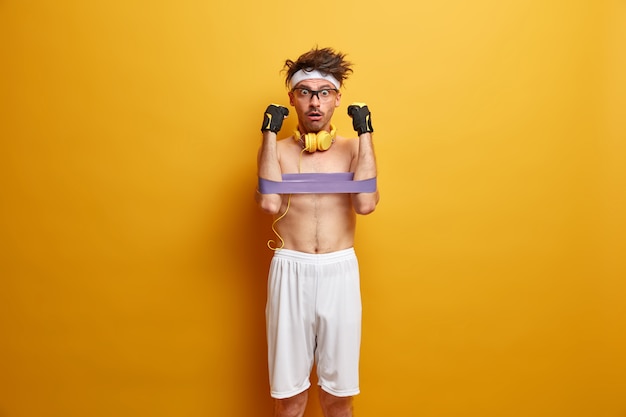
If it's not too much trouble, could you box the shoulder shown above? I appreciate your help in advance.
[333,135,358,154]
[277,134,295,145]
[276,135,298,153]
[276,135,301,167]
[333,134,357,145]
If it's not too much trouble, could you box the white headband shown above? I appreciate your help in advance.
[289,69,341,90]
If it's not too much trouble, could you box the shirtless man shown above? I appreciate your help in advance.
[256,47,379,417]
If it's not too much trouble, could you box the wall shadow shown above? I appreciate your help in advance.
[213,169,276,416]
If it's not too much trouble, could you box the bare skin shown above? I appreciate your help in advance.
[256,79,379,253]
[256,78,379,417]
[273,389,354,417]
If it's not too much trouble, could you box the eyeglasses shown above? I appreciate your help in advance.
[291,87,338,101]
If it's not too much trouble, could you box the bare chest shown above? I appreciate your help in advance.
[280,143,353,174]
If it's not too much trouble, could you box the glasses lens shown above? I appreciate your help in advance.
[294,88,336,101]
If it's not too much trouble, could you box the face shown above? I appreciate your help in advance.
[288,78,342,134]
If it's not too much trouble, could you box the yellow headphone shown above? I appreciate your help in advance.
[293,124,337,153]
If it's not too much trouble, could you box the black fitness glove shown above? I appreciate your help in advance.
[261,104,289,133]
[347,103,374,136]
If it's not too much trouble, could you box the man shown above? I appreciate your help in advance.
[256,47,379,417]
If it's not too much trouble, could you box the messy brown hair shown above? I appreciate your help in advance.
[283,47,353,89]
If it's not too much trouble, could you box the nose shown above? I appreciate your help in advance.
[309,91,321,103]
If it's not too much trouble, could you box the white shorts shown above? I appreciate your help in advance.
[265,248,362,399]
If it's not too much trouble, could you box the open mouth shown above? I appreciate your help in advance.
[306,111,323,121]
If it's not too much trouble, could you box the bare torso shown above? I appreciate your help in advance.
[275,135,358,254]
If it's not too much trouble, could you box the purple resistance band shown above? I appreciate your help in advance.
[258,172,377,194]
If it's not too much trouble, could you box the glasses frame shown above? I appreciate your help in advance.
[291,87,339,101]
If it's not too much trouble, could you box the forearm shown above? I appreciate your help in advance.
[256,131,283,214]
[352,132,379,214]
[258,131,282,180]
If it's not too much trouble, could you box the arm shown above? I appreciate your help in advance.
[349,104,380,215]
[256,105,289,214]
[351,132,379,214]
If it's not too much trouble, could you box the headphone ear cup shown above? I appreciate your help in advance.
[295,126,337,153]
[316,131,333,151]
[304,133,317,152]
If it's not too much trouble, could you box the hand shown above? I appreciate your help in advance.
[261,104,289,133]
[347,103,374,136]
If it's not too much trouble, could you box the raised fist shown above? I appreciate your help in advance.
[347,103,374,136]
[261,104,289,133]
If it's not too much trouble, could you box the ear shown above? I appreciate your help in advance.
[288,91,295,107]
[335,90,342,108]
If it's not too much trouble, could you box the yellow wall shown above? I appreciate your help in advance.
[1,1,624,416]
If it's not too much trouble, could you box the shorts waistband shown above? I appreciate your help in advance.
[273,247,356,264]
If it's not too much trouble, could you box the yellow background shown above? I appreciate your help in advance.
[1,1,624,416]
